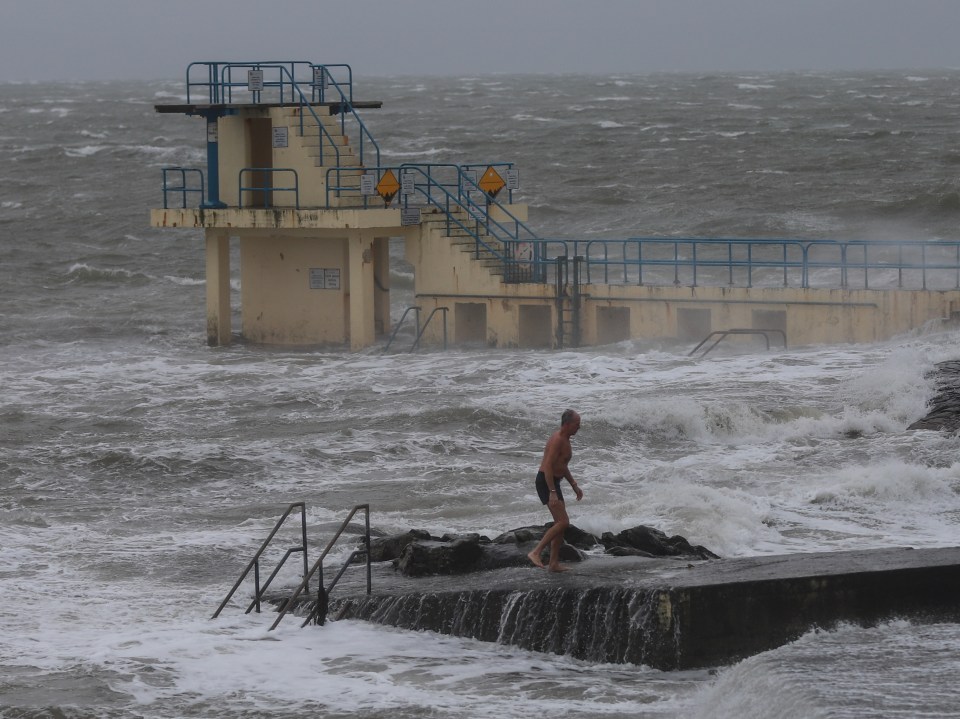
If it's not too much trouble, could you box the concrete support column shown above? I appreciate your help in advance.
[205,230,232,346]
[373,236,391,336]
[348,230,376,350]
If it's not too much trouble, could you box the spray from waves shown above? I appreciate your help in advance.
[65,262,152,283]
[592,341,940,445]
[107,616,698,718]
[684,648,830,719]
[807,458,960,508]
[164,275,204,286]
[687,621,960,719]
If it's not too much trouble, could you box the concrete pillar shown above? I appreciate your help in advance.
[348,230,376,350]
[205,230,232,346]
[373,236,391,336]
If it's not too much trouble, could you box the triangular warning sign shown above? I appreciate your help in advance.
[478,166,506,198]
[376,169,401,206]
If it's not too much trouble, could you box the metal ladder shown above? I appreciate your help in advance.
[212,502,372,628]
[555,256,583,349]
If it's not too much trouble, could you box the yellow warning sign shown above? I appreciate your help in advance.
[478,166,506,198]
[376,169,401,206]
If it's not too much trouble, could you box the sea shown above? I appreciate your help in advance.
[3,69,960,718]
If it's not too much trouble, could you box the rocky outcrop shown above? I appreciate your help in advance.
[363,523,718,577]
[908,360,960,432]
[601,525,719,560]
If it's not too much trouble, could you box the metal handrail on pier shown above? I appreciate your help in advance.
[212,502,372,629]
[383,306,421,353]
[270,503,372,629]
[689,328,788,357]
[212,502,308,619]
[411,307,449,352]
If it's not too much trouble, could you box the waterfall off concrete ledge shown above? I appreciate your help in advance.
[324,547,960,670]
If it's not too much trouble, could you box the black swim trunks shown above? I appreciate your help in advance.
[535,470,563,504]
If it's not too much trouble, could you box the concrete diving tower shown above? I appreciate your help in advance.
[151,61,960,351]
[150,61,540,350]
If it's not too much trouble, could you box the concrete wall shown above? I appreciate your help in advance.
[216,107,359,210]
[240,235,349,345]
[581,284,960,347]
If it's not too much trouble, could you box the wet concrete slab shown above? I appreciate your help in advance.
[319,546,960,670]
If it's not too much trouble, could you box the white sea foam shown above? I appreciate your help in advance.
[64,144,106,157]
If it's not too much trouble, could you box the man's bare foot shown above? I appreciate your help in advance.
[547,564,569,573]
[527,550,545,568]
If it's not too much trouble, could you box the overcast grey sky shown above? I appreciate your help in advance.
[2,0,959,82]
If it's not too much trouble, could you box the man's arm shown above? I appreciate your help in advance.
[563,468,584,501]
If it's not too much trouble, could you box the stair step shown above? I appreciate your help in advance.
[299,132,349,146]
[312,155,362,168]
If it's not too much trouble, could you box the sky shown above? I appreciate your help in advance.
[1,0,959,82]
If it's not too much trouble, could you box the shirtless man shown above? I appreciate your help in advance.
[527,409,584,572]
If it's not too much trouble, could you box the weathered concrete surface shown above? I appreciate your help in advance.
[322,547,960,670]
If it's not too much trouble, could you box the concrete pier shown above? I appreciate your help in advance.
[324,547,960,670]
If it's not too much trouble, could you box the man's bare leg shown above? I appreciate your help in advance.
[547,530,569,572]
[528,523,560,567]
[529,502,570,570]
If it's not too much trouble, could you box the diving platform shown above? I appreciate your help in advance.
[155,100,383,115]
[324,547,960,670]
[150,60,960,351]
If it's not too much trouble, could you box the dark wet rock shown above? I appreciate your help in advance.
[365,523,715,576]
[367,529,433,562]
[397,537,484,577]
[396,532,584,577]
[908,360,960,432]
[601,525,720,561]
[493,523,600,551]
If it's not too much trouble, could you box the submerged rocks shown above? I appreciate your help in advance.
[363,523,718,577]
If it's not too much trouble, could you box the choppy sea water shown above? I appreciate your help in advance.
[3,71,960,718]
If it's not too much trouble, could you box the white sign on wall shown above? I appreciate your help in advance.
[401,171,415,196]
[313,67,327,89]
[309,268,341,289]
[401,207,421,226]
[272,126,288,148]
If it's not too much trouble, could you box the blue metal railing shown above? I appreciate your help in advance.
[323,162,544,282]
[527,237,960,291]
[238,168,300,209]
[161,167,205,209]
[184,61,379,169]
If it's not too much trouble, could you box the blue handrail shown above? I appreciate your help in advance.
[184,61,379,171]
[323,162,542,279]
[558,237,960,291]
[238,168,300,209]
[161,167,205,209]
